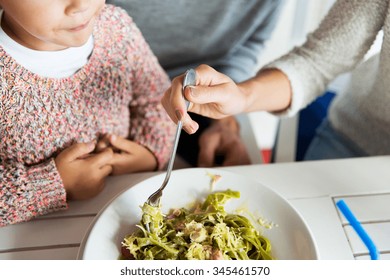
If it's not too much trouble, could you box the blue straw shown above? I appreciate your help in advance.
[336,199,380,260]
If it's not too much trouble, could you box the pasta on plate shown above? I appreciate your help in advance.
[120,188,274,260]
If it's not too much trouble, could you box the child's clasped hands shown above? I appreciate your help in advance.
[55,135,157,201]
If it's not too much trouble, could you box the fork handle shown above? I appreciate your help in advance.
[148,70,195,205]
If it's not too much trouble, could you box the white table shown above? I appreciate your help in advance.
[1,156,390,260]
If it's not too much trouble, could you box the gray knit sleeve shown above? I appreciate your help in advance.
[265,0,388,116]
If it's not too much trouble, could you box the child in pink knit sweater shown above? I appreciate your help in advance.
[0,0,175,226]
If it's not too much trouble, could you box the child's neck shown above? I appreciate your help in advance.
[0,28,94,79]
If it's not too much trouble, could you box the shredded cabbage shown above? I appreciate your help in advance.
[120,187,274,260]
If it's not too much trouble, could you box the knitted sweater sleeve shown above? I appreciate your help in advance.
[0,159,67,227]
[265,0,388,116]
[120,13,175,169]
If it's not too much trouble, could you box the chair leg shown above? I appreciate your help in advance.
[272,115,299,163]
[235,113,263,164]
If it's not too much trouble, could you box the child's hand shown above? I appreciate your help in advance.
[55,142,114,200]
[96,134,157,175]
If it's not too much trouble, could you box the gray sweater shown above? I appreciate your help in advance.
[269,0,390,156]
[107,0,284,82]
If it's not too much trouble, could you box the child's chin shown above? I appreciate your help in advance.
[69,36,92,48]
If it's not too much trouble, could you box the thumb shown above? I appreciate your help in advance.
[185,64,233,105]
[185,84,229,105]
[61,141,96,161]
[185,83,236,120]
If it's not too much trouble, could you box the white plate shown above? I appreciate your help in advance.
[78,168,318,260]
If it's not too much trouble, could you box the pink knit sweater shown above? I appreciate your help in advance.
[0,5,175,227]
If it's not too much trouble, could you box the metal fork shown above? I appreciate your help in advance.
[144,69,196,232]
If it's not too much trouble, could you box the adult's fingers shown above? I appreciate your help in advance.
[180,112,199,134]
[162,64,233,132]
[183,65,233,107]
[163,66,224,120]
[162,80,200,134]
[185,83,231,105]
[162,72,189,123]
[185,66,241,119]
[193,64,233,87]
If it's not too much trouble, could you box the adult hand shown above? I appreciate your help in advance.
[55,142,113,200]
[95,134,157,175]
[197,117,251,167]
[162,65,292,135]
[162,64,248,134]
